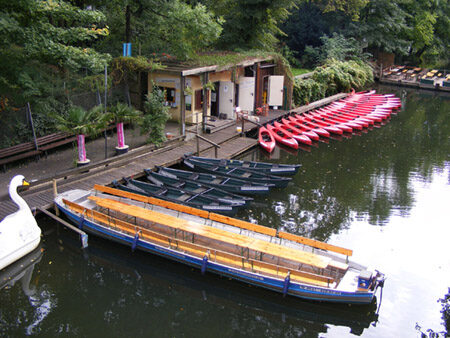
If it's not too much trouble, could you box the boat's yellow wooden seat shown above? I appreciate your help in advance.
[278,231,352,257]
[89,196,331,269]
[93,185,352,258]
[94,185,277,236]
[63,198,334,287]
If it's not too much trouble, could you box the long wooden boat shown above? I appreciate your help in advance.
[185,156,300,176]
[145,170,253,206]
[112,178,242,215]
[184,158,291,188]
[54,185,385,304]
[156,166,273,195]
[258,126,276,153]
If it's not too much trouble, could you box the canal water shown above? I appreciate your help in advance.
[1,85,449,337]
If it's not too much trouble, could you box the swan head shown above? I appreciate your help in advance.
[9,175,29,195]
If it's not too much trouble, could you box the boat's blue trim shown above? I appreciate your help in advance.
[57,203,375,304]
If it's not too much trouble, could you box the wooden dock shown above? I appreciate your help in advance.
[0,124,256,220]
[0,93,347,220]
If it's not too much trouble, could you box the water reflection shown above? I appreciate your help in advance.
[237,87,449,231]
[0,245,55,335]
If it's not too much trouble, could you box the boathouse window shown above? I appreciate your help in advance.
[195,89,203,110]
[158,86,176,107]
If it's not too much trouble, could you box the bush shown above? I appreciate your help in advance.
[293,59,373,107]
[140,85,170,146]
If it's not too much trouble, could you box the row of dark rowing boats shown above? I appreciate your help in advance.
[259,90,402,152]
[111,155,299,216]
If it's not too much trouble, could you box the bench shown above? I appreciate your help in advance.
[37,132,77,157]
[0,132,76,171]
[0,141,41,171]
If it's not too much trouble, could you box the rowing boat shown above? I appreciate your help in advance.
[54,186,385,304]
[184,158,291,188]
[155,166,273,195]
[145,170,253,206]
[184,156,300,176]
[258,126,276,153]
[112,178,243,215]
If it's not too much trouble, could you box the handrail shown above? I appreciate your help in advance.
[185,129,221,157]
[240,116,263,136]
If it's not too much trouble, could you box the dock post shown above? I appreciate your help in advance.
[52,179,59,216]
[196,136,200,155]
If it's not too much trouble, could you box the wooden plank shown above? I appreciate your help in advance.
[94,185,276,237]
[63,199,333,287]
[278,231,353,257]
[89,196,331,269]
[209,213,276,237]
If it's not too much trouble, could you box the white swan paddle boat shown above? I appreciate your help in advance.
[0,175,41,270]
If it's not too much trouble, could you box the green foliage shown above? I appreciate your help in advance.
[293,78,326,106]
[93,0,222,60]
[302,33,371,68]
[293,60,373,106]
[318,0,369,20]
[108,102,142,124]
[350,0,412,55]
[216,0,298,51]
[77,74,112,93]
[291,68,313,77]
[110,56,162,85]
[53,105,108,136]
[140,86,170,146]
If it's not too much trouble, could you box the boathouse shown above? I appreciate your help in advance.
[142,55,292,135]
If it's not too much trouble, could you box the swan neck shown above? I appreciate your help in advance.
[10,182,29,211]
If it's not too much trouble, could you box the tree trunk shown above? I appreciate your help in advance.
[125,4,131,43]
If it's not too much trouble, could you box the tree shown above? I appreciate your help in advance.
[213,0,298,51]
[350,0,412,56]
[0,0,111,105]
[92,0,222,59]
[53,105,108,165]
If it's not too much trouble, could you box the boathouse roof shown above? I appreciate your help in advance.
[155,52,275,76]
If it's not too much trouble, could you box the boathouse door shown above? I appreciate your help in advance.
[267,75,284,108]
[219,81,235,119]
[238,77,255,112]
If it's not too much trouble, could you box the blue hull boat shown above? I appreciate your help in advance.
[55,187,385,304]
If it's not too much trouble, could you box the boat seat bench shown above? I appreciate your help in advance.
[88,196,332,269]
[93,185,352,259]
[64,198,334,288]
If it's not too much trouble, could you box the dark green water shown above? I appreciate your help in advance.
[1,85,449,337]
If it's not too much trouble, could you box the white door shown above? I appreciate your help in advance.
[219,81,234,119]
[238,77,255,111]
[268,75,284,107]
